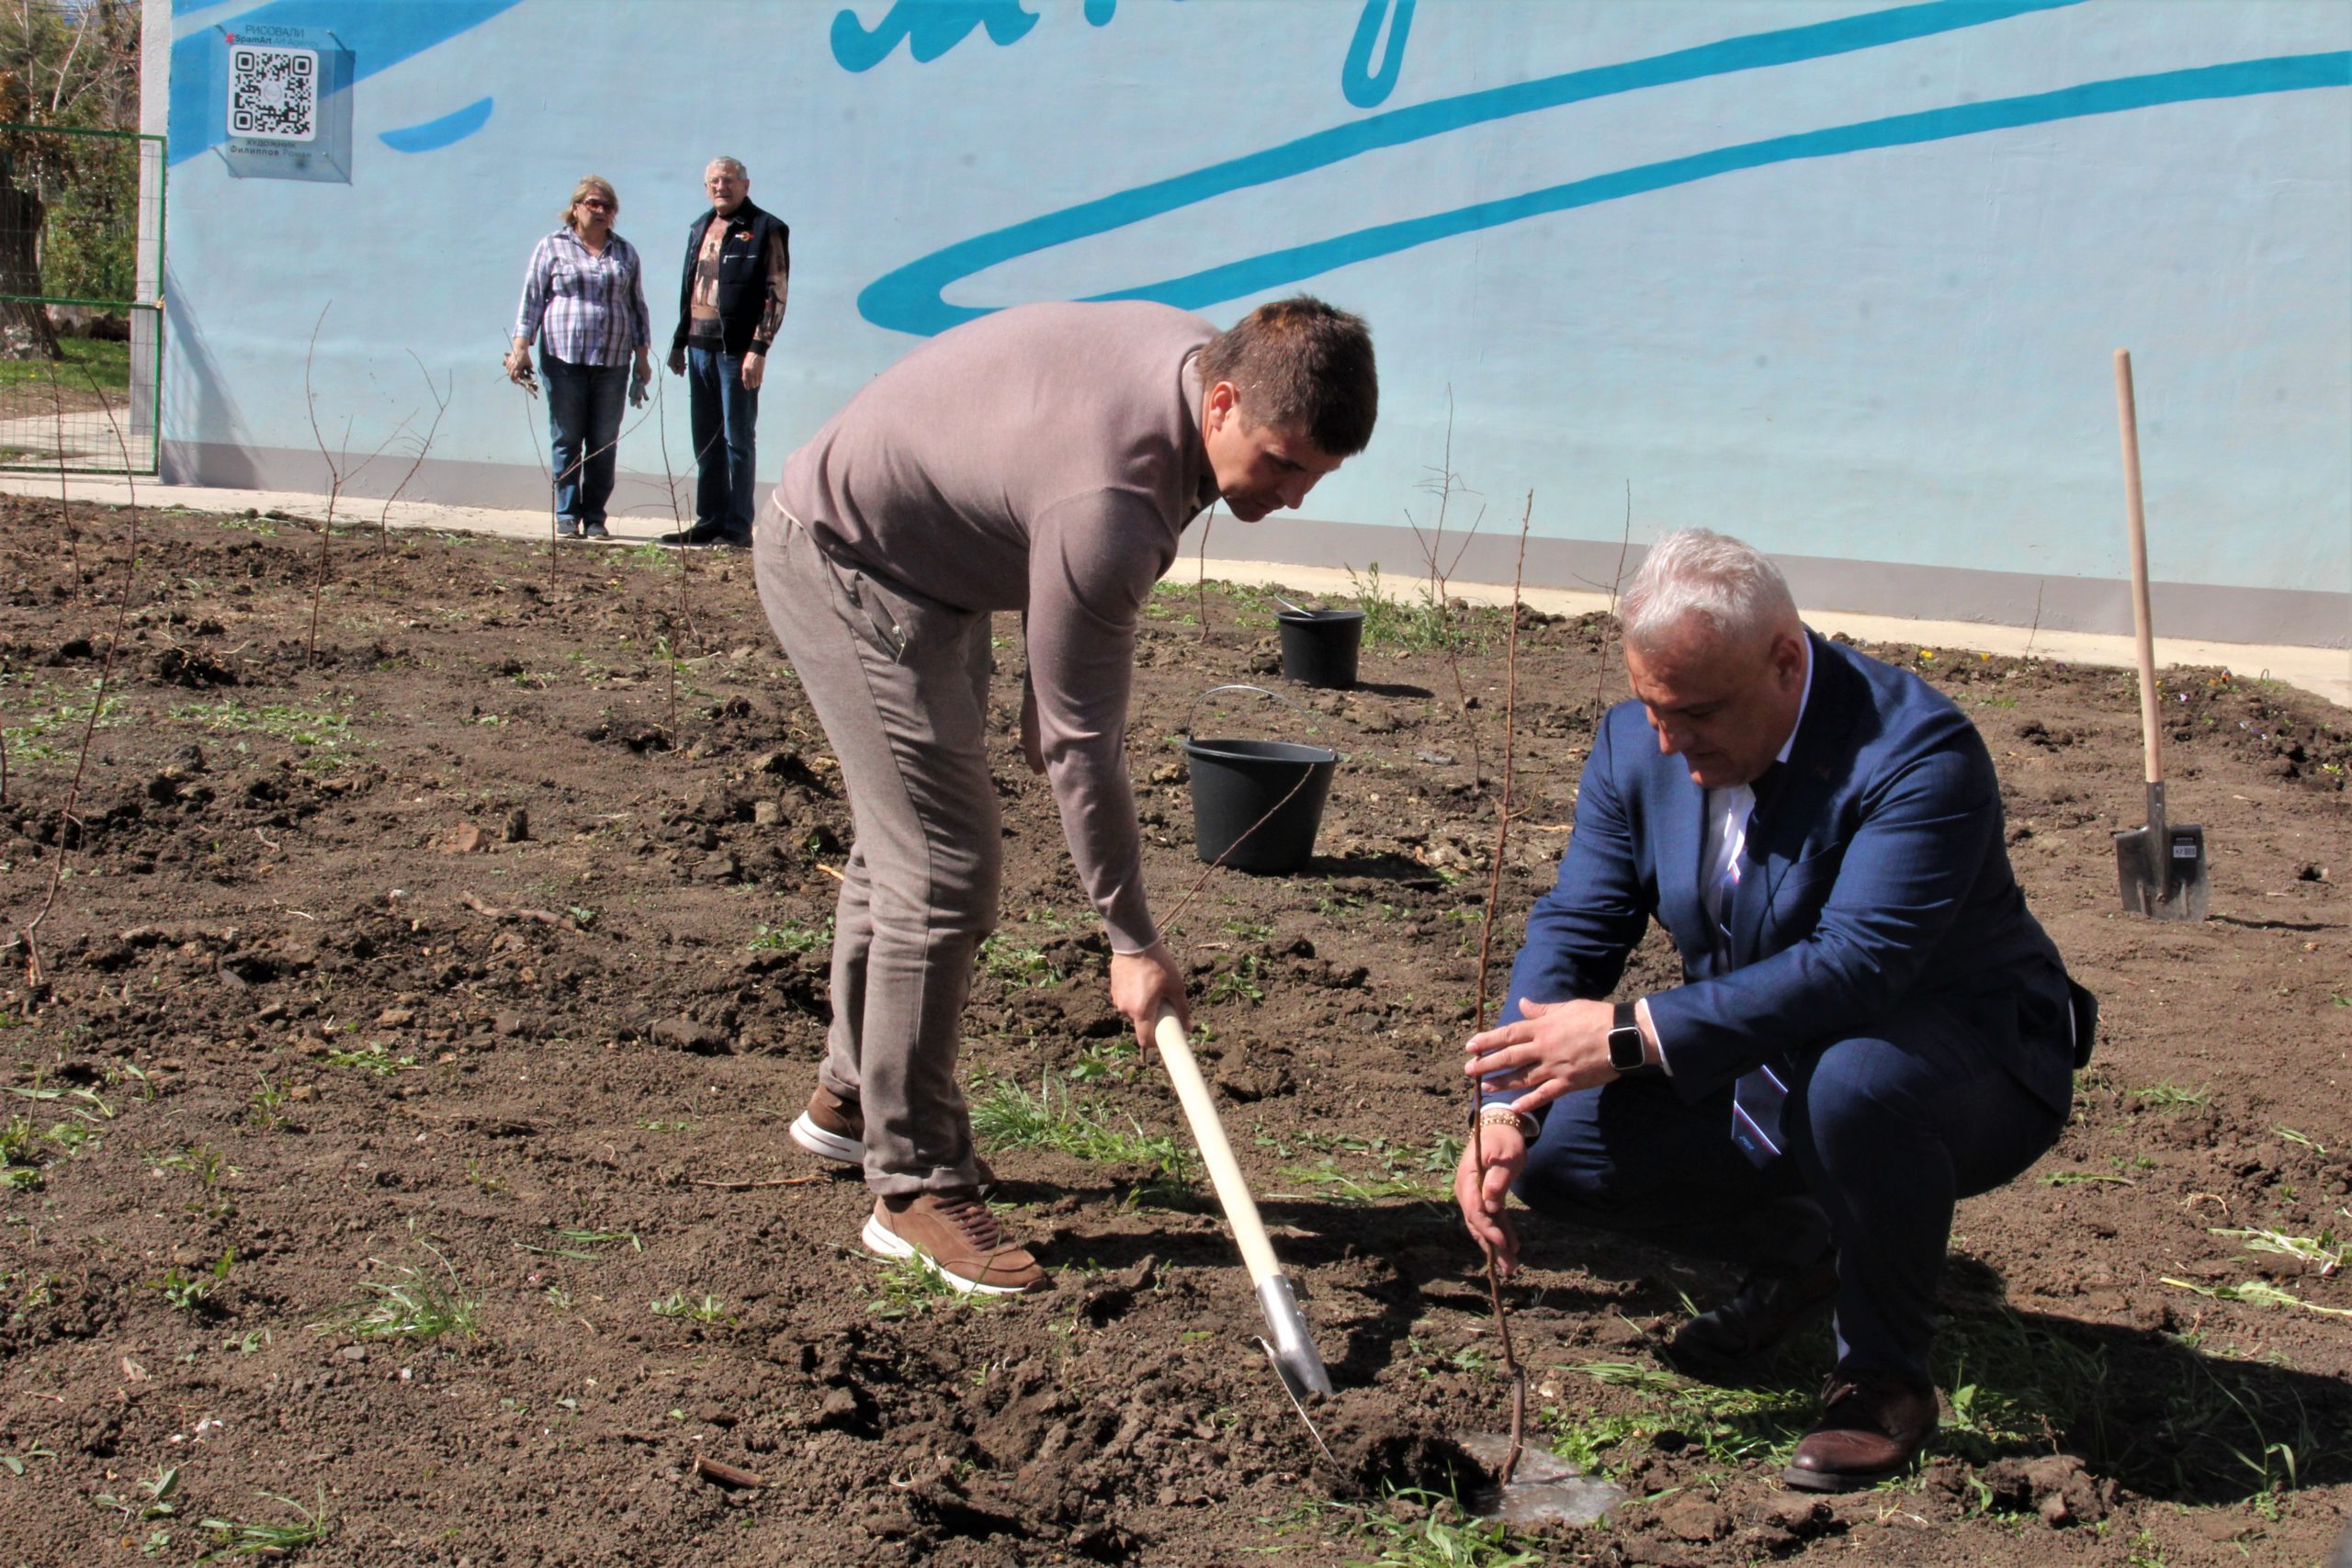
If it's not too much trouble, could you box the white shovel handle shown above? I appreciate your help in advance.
[1151,1005,1283,1288]
[2114,349,2164,789]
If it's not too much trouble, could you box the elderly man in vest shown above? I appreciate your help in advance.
[662,156,788,548]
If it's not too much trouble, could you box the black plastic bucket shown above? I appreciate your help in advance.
[1277,608,1365,689]
[1182,737,1338,874]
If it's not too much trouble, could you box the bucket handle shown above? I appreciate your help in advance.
[1183,682,1312,741]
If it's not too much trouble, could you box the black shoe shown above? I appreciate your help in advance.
[1664,1253,1838,1382]
[657,520,728,547]
[580,520,611,540]
[718,527,752,549]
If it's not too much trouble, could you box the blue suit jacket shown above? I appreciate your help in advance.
[1500,631,2075,1117]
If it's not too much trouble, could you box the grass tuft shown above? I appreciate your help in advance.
[1256,1491,1540,1568]
[866,1254,989,1320]
[1548,1361,1815,1475]
[650,1291,731,1324]
[749,917,831,954]
[2211,1223,2345,1277]
[969,1072,1192,1177]
[1349,564,1473,653]
[196,1487,331,1562]
[2161,1275,2352,1320]
[978,934,1065,988]
[318,1043,417,1076]
[170,697,363,766]
[319,1247,479,1341]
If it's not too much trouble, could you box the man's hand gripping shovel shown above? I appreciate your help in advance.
[1150,1004,1334,1461]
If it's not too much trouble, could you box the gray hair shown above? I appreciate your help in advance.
[1620,528,1798,653]
[706,156,748,179]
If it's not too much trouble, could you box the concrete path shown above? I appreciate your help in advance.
[7,472,2344,710]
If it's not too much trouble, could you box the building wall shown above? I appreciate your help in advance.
[158,1,2351,645]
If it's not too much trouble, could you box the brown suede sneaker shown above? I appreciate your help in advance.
[787,1085,997,1190]
[863,1190,1045,1295]
[788,1085,864,1164]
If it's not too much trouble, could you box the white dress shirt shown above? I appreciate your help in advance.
[1640,638,1813,1075]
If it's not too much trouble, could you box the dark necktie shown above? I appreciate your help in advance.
[1726,761,1792,1166]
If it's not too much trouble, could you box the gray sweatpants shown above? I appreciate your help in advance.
[753,503,1000,1196]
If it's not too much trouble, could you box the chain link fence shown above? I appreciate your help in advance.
[0,123,164,475]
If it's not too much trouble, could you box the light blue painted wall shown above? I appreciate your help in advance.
[162,1,2350,615]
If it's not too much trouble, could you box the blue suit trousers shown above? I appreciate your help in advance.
[1517,999,2067,1385]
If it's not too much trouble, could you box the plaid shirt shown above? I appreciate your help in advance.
[514,228,650,367]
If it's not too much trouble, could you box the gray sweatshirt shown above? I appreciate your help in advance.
[776,300,1219,953]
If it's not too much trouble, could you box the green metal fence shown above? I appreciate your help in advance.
[0,123,164,476]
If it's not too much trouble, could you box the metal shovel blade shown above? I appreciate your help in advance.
[2114,785,2210,921]
[1253,1334,1335,1465]
[1255,1272,1334,1400]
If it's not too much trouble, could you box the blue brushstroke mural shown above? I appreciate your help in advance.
[831,0,1039,73]
[379,95,493,153]
[855,0,2099,333]
[864,51,2350,335]
[1343,0,1415,109]
[160,0,2352,643]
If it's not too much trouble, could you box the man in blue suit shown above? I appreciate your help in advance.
[1455,528,2084,1491]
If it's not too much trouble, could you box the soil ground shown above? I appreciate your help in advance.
[1,500,2346,1568]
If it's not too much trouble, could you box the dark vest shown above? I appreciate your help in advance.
[674,200,789,357]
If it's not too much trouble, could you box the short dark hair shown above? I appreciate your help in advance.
[1199,295,1377,457]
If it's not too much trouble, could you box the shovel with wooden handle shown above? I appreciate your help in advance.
[1150,1005,1334,1453]
[2110,349,2211,921]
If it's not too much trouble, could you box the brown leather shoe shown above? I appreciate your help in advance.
[1664,1254,1838,1382]
[1782,1376,1939,1492]
[863,1189,1045,1295]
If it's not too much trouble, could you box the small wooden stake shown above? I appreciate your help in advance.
[693,1455,767,1490]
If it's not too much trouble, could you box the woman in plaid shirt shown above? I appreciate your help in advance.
[506,175,653,539]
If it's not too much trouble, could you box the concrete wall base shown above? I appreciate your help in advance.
[162,441,2347,649]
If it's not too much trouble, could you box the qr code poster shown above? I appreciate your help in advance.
[211,24,352,183]
[228,46,318,143]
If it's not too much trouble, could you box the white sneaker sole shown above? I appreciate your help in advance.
[860,1213,1034,1296]
[788,1113,863,1164]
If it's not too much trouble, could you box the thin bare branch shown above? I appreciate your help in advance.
[301,305,349,664]
[43,0,95,117]
[1157,763,1317,942]
[1408,394,1487,788]
[1467,491,1535,1485]
[1193,503,1216,644]
[48,356,78,599]
[1588,480,1634,726]
[376,354,453,558]
[17,370,141,985]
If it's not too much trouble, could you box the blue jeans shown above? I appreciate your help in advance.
[541,351,628,527]
[1516,999,2069,1386]
[687,344,761,539]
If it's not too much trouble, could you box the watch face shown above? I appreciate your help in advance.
[1607,1027,1645,1071]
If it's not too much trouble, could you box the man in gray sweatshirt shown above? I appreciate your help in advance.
[756,296,1376,1292]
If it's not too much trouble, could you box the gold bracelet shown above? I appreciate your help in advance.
[1474,1105,1535,1139]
